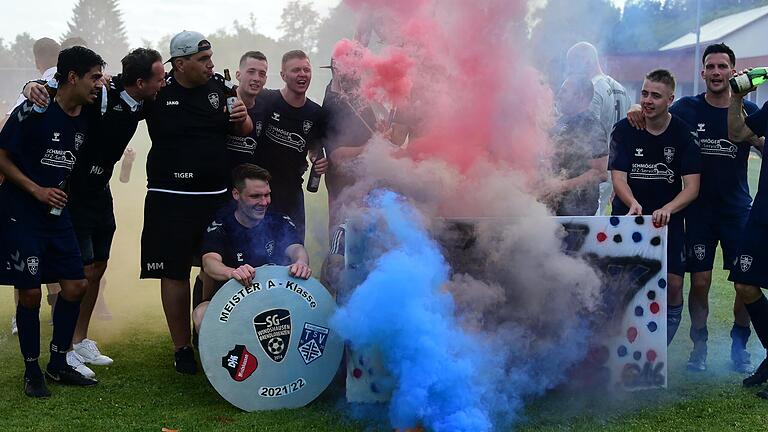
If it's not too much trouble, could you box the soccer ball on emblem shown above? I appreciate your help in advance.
[268,337,285,355]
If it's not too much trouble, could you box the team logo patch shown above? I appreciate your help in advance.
[253,309,291,363]
[74,132,85,151]
[303,120,313,134]
[297,322,329,365]
[221,344,258,382]
[254,121,263,137]
[26,256,39,275]
[694,244,705,261]
[740,255,754,272]
[265,240,275,257]
[208,93,220,109]
[663,147,675,163]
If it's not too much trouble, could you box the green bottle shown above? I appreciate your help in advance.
[730,67,768,93]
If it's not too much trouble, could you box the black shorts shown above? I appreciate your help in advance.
[667,218,686,277]
[140,191,229,280]
[685,213,747,273]
[729,217,768,289]
[70,188,117,265]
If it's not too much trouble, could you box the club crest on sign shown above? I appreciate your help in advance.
[208,93,220,109]
[297,322,329,365]
[664,147,675,163]
[740,255,753,272]
[74,133,85,150]
[26,256,39,275]
[694,244,705,261]
[253,309,291,363]
[303,120,313,134]
[221,344,258,382]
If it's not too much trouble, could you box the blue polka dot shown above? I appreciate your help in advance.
[647,290,656,300]
[647,321,658,332]
[632,232,643,243]
[633,351,642,361]
[658,278,667,289]
[618,346,628,357]
[370,383,380,393]
[634,306,644,317]
[610,217,620,226]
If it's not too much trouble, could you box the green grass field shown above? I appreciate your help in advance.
[0,131,765,431]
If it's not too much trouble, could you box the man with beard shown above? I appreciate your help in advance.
[252,50,327,241]
[25,48,167,377]
[609,69,701,348]
[140,31,252,374]
[628,43,758,373]
[0,46,105,397]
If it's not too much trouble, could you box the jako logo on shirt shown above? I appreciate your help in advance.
[166,100,179,106]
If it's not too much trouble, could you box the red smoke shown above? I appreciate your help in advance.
[339,0,552,175]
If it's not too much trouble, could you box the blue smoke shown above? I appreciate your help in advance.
[331,190,495,431]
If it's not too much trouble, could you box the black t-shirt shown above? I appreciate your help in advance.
[609,116,701,216]
[0,100,88,227]
[225,103,267,173]
[69,76,144,199]
[143,73,232,193]
[744,101,768,221]
[670,93,758,218]
[252,89,326,190]
[201,210,301,272]
[550,111,607,216]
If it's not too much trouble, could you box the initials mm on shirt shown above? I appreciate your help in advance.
[147,262,164,271]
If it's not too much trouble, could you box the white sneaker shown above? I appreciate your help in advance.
[73,338,113,366]
[11,316,17,335]
[66,350,95,378]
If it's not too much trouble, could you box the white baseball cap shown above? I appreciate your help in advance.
[167,30,211,61]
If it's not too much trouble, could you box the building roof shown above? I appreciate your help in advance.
[660,4,768,51]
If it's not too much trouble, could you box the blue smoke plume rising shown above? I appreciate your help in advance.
[332,190,496,431]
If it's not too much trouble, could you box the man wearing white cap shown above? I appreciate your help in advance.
[140,30,252,374]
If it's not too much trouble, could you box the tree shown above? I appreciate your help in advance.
[279,0,321,53]
[63,0,129,71]
[9,33,35,69]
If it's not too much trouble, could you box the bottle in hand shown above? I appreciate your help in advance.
[223,69,238,113]
[730,67,768,93]
[48,175,70,216]
[306,148,326,193]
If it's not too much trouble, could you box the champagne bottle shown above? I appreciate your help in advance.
[223,69,238,113]
[306,147,326,193]
[730,67,768,93]
[48,175,70,216]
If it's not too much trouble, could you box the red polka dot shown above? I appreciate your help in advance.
[650,302,660,314]
[647,350,657,362]
[597,232,607,242]
[627,327,638,343]
[352,368,362,379]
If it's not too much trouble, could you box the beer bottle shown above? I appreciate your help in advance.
[306,148,326,193]
[223,69,238,113]
[730,67,768,93]
[49,175,70,216]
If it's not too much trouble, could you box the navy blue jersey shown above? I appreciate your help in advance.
[670,93,757,218]
[609,116,701,216]
[225,103,266,173]
[252,89,326,189]
[201,210,302,270]
[0,100,88,226]
[744,101,768,220]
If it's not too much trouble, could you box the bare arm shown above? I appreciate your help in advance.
[652,173,700,227]
[202,252,255,286]
[611,169,642,215]
[286,244,311,279]
[728,94,757,142]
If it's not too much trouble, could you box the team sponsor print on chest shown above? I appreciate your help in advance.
[630,162,675,183]
[40,148,76,170]
[699,138,737,158]
[218,278,317,323]
[265,123,307,152]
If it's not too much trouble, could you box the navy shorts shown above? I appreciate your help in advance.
[667,218,686,277]
[70,188,117,265]
[729,218,768,289]
[685,214,747,273]
[0,213,85,290]
[140,191,229,280]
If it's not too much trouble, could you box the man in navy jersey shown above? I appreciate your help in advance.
[609,69,701,347]
[225,51,269,172]
[726,72,768,396]
[24,48,167,377]
[627,44,759,373]
[0,46,104,397]
[140,31,252,374]
[191,164,311,331]
[252,50,328,241]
